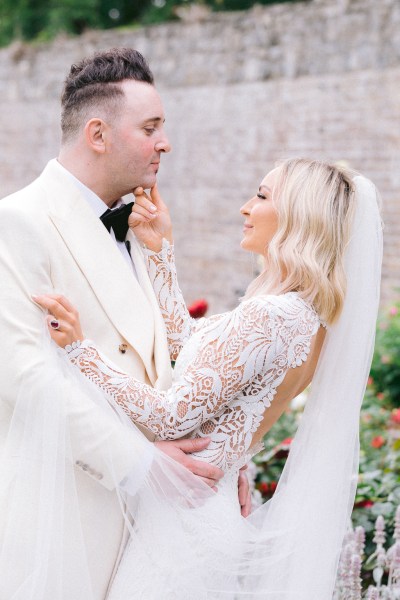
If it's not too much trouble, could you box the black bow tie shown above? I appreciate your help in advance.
[100,202,134,242]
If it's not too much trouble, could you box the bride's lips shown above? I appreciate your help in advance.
[243,223,253,233]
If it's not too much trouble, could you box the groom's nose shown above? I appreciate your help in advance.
[155,131,171,154]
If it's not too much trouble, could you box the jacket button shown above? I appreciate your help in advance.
[119,343,128,354]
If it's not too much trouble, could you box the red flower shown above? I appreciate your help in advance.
[367,376,374,387]
[377,392,385,401]
[355,499,374,509]
[188,299,208,319]
[259,481,278,496]
[391,409,400,425]
[281,437,293,446]
[272,437,293,459]
[371,435,386,449]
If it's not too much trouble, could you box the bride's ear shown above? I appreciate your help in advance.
[84,118,108,154]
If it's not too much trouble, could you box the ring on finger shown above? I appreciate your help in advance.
[50,318,60,331]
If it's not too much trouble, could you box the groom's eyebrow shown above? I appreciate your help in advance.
[142,117,165,124]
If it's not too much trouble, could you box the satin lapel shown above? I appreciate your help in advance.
[41,162,156,377]
[126,231,172,390]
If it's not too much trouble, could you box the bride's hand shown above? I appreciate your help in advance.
[32,294,84,348]
[128,184,173,252]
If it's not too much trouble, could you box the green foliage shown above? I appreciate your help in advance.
[209,0,297,10]
[0,0,152,47]
[140,0,182,26]
[352,389,400,586]
[0,0,299,47]
[140,0,299,24]
[370,299,400,407]
[253,395,303,499]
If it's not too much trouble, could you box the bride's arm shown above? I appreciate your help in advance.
[61,299,272,439]
[36,294,278,440]
[129,186,210,361]
[143,240,207,361]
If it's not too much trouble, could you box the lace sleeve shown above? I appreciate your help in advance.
[63,297,263,440]
[143,240,207,361]
[64,296,321,447]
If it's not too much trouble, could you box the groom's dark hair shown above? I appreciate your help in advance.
[61,47,154,143]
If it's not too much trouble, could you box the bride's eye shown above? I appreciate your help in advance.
[257,192,267,200]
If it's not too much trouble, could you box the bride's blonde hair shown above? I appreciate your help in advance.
[244,158,357,324]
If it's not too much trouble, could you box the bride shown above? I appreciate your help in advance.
[35,158,382,598]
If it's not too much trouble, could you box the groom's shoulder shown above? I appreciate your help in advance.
[1,179,41,209]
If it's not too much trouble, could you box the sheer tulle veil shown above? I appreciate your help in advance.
[0,175,383,599]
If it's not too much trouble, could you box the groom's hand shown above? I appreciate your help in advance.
[238,465,252,518]
[155,438,223,488]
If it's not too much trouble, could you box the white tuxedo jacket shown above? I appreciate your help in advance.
[0,160,172,599]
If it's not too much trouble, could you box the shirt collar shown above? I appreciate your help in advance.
[55,160,123,218]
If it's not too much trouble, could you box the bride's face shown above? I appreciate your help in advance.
[240,168,279,256]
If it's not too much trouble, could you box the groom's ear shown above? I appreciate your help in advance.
[84,118,108,154]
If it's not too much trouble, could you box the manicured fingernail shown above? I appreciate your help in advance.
[31,294,40,300]
[149,204,157,212]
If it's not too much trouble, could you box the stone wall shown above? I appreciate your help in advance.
[0,0,399,312]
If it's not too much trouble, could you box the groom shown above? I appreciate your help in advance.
[0,48,250,599]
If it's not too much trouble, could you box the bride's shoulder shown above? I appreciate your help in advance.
[240,292,321,325]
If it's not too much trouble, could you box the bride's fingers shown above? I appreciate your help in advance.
[150,184,164,208]
[133,186,146,197]
[45,314,64,332]
[44,315,78,348]
[133,195,157,215]
[32,294,75,322]
[43,293,77,314]
[33,295,84,346]
[133,187,150,205]
[130,203,157,222]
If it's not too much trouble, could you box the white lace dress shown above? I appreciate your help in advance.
[64,241,323,599]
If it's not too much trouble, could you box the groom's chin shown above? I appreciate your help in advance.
[139,174,157,191]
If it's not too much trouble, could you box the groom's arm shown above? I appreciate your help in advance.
[155,441,251,513]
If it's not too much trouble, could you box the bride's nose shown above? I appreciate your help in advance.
[240,198,253,216]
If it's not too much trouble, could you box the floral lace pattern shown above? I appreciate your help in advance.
[143,241,203,361]
[66,242,322,471]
